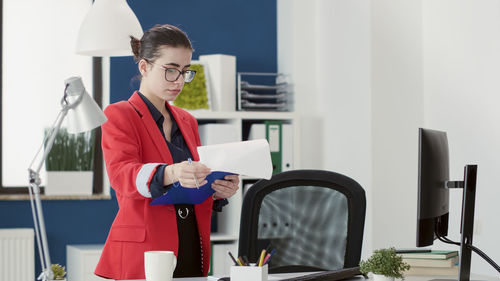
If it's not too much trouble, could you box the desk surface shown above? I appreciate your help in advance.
[121,273,500,281]
[167,272,500,281]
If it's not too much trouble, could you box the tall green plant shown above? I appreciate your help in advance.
[44,128,96,171]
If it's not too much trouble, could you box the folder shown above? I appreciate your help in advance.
[150,171,232,205]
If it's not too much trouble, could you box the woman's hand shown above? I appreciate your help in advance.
[212,174,240,199]
[164,161,211,188]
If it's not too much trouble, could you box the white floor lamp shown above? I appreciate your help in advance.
[29,0,142,279]
[27,77,107,281]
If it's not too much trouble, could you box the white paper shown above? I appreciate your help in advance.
[197,139,273,180]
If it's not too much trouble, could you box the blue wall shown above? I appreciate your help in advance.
[0,0,276,278]
[112,0,277,102]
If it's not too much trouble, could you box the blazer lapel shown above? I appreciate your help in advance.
[128,92,174,164]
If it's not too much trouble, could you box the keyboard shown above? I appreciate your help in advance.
[279,267,364,281]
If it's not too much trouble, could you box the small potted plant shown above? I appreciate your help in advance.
[51,263,67,280]
[360,247,410,281]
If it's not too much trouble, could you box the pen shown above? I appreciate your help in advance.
[187,158,199,189]
[227,251,239,266]
[237,256,246,266]
[263,248,276,265]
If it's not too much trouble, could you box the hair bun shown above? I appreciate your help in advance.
[130,36,141,62]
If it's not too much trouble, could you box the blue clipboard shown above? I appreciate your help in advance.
[150,171,232,205]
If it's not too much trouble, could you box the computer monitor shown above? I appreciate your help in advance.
[417,128,450,247]
[416,128,479,281]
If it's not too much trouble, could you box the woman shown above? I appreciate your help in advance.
[94,24,239,280]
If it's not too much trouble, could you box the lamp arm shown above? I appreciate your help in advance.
[25,77,98,281]
[27,104,70,281]
[30,107,70,175]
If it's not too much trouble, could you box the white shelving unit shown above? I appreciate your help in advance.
[190,110,300,276]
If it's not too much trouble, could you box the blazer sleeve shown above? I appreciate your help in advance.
[101,103,160,199]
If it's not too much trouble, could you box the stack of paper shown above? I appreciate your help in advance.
[237,73,292,111]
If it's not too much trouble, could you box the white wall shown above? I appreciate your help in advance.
[278,0,500,276]
[423,0,500,275]
[277,0,323,170]
[278,0,373,259]
[316,0,373,260]
[371,0,424,250]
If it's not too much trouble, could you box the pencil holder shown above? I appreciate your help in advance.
[230,264,268,281]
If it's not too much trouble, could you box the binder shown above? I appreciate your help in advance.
[248,123,265,140]
[265,121,282,174]
[281,124,293,171]
[248,121,293,174]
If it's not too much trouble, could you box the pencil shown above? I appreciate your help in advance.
[257,249,266,266]
[262,253,271,266]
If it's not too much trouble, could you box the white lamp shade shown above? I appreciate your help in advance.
[64,77,107,133]
[76,0,143,56]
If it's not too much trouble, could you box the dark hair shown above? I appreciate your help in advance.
[130,24,193,63]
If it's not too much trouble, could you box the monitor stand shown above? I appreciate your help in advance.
[438,165,478,281]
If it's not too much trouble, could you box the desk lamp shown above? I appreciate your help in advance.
[27,77,107,281]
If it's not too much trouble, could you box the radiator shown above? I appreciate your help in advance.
[0,228,34,281]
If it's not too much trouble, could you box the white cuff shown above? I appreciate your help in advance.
[136,163,163,198]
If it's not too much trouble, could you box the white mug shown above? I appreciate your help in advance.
[144,251,177,281]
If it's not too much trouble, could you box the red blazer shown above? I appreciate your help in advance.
[95,92,213,280]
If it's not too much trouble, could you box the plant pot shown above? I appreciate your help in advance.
[373,274,394,281]
[45,171,93,196]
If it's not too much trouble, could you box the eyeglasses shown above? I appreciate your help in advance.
[147,61,196,83]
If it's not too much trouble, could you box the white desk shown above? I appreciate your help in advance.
[166,273,500,281]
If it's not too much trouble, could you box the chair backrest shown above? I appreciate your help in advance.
[238,170,366,273]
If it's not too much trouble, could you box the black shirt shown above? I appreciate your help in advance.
[138,92,204,277]
[137,92,228,211]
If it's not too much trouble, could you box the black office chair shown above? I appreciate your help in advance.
[238,169,366,274]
